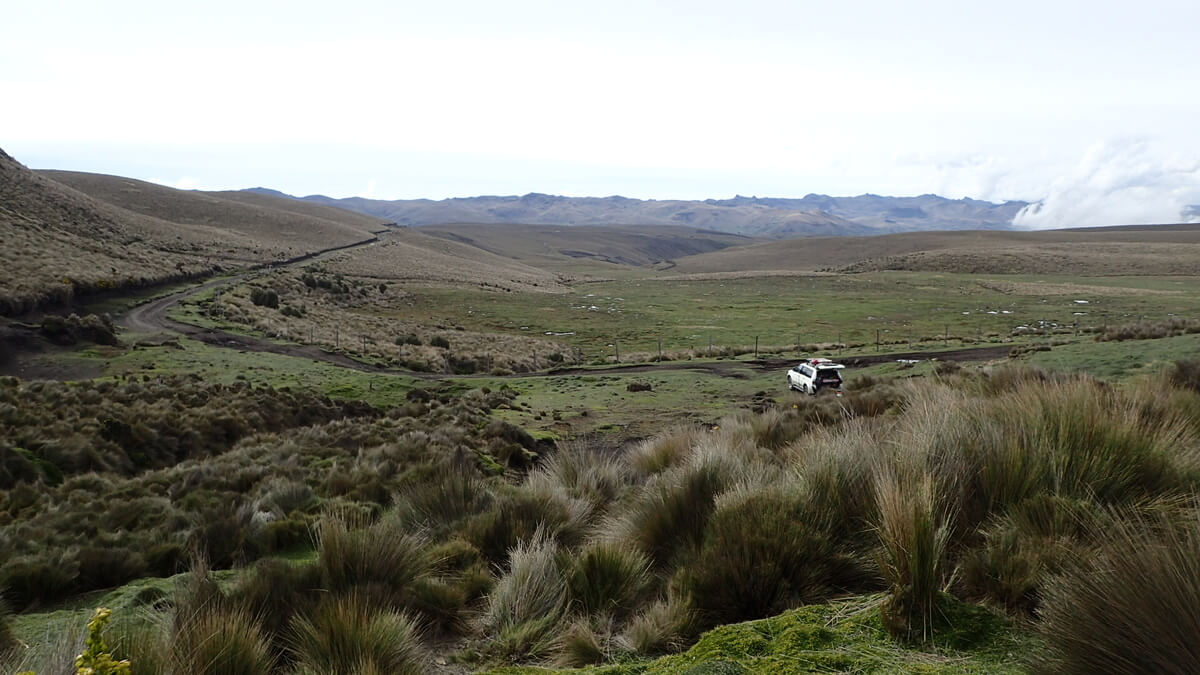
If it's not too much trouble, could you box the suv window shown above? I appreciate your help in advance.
[801,365,814,377]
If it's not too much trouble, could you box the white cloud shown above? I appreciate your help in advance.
[1013,139,1200,230]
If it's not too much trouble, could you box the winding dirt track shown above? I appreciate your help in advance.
[116,246,1013,381]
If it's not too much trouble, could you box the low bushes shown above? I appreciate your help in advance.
[678,486,862,628]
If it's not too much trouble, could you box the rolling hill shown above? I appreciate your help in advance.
[417,223,755,273]
[42,170,385,253]
[250,190,1023,237]
[0,149,388,315]
[662,224,1200,277]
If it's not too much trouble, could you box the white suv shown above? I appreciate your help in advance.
[787,358,845,395]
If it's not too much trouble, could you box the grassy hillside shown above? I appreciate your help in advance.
[0,150,389,316]
[42,170,384,253]
[667,225,1200,276]
[1,149,223,314]
[419,224,756,274]
[319,228,569,292]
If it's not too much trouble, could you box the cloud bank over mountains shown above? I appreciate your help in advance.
[1013,139,1200,230]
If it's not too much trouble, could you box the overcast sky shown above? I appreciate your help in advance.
[4,0,1199,227]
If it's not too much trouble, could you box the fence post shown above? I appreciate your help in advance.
[754,335,759,358]
[615,339,619,363]
[876,329,880,352]
[335,326,339,348]
[658,336,662,362]
[708,332,712,357]
[944,324,948,347]
[837,332,842,356]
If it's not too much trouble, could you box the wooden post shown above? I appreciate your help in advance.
[335,326,339,348]
[837,332,842,356]
[754,335,759,358]
[708,332,712,356]
[944,324,948,347]
[876,329,880,352]
[615,339,619,363]
[908,326,912,349]
[658,336,662,362]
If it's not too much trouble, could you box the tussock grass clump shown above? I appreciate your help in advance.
[620,596,695,656]
[959,494,1102,613]
[678,485,863,628]
[567,542,650,618]
[482,529,568,660]
[395,464,493,537]
[553,618,609,667]
[924,378,1196,537]
[527,440,631,513]
[627,425,702,477]
[1037,508,1200,675]
[465,484,589,564]
[875,470,954,642]
[315,511,432,606]
[607,451,737,569]
[483,529,567,633]
[290,593,423,675]
[228,557,321,646]
[171,606,275,675]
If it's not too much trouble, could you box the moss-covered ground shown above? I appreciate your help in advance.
[487,594,1035,675]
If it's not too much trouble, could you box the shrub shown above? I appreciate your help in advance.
[0,596,15,656]
[429,335,451,349]
[289,593,423,675]
[249,287,279,308]
[394,333,421,346]
[875,471,953,642]
[75,607,132,675]
[567,542,650,618]
[1037,508,1200,675]
[1,551,79,609]
[1168,359,1200,394]
[678,486,862,628]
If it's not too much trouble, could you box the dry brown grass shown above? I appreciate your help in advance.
[206,266,578,373]
[320,229,568,293]
[668,225,1200,276]
[0,149,383,315]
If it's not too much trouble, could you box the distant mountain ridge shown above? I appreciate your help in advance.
[244,189,1028,237]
